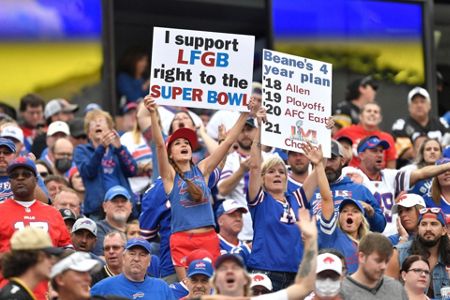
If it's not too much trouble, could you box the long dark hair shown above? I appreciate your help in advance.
[401,254,429,273]
[168,158,203,203]
[410,234,450,265]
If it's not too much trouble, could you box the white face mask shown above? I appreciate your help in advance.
[315,278,341,297]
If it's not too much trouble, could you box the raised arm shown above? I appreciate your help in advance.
[198,97,258,176]
[247,107,265,202]
[143,96,174,189]
[285,208,318,300]
[409,162,450,186]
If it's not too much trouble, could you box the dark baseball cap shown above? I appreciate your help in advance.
[215,254,245,269]
[331,140,343,157]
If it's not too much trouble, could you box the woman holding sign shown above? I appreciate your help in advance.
[143,95,257,281]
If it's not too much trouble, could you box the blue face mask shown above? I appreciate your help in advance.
[315,278,341,297]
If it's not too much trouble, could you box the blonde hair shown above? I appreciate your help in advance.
[261,156,288,192]
[84,109,114,133]
[337,206,370,245]
[210,269,252,296]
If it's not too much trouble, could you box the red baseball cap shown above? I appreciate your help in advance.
[166,127,198,151]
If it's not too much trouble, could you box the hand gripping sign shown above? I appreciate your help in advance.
[150,27,255,112]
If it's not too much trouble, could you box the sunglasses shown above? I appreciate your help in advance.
[419,207,442,215]
[39,172,49,178]
[0,150,13,156]
[9,170,34,179]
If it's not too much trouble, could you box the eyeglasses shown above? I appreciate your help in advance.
[0,150,13,156]
[104,245,124,252]
[9,170,34,179]
[39,172,49,178]
[419,207,442,215]
[55,153,73,158]
[408,268,430,276]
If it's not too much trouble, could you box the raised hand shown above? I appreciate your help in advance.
[325,117,335,130]
[300,142,323,166]
[143,95,157,113]
[359,201,375,217]
[247,96,261,117]
[255,107,267,126]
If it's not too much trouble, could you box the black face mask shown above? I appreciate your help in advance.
[55,158,72,173]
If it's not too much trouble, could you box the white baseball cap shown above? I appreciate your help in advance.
[50,252,99,278]
[407,87,430,105]
[44,99,63,120]
[216,199,248,218]
[392,193,426,214]
[1,126,24,144]
[250,273,273,291]
[316,253,342,275]
[71,217,97,236]
[47,121,70,137]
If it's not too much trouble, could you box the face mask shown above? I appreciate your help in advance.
[315,278,341,297]
[55,158,72,173]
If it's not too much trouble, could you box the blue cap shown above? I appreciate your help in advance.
[357,136,390,154]
[7,156,37,176]
[0,138,16,153]
[104,185,131,202]
[125,238,152,254]
[84,103,102,115]
[187,259,213,278]
[338,198,365,213]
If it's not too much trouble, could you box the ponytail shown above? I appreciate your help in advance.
[170,160,203,202]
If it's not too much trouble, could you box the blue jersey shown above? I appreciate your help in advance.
[307,176,386,233]
[409,178,432,197]
[247,188,308,273]
[168,281,188,299]
[218,234,251,266]
[91,274,175,300]
[424,194,450,214]
[318,210,359,274]
[169,165,215,233]
[140,170,220,278]
[286,175,303,195]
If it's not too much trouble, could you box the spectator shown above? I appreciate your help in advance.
[71,217,98,255]
[391,87,449,164]
[91,238,175,299]
[50,251,100,300]
[301,140,385,233]
[181,259,214,299]
[35,159,52,179]
[286,149,311,193]
[92,185,133,256]
[424,157,450,214]
[44,175,69,202]
[217,117,262,241]
[91,231,127,286]
[19,93,45,151]
[343,136,450,235]
[34,120,70,162]
[387,207,450,299]
[67,166,85,202]
[144,95,254,280]
[59,208,77,233]
[48,137,74,178]
[52,187,82,217]
[340,233,407,300]
[334,76,378,125]
[1,124,26,156]
[389,194,426,246]
[0,227,63,300]
[216,199,251,265]
[125,219,140,239]
[402,138,442,197]
[0,138,17,201]
[44,99,78,125]
[73,109,137,220]
[211,207,318,298]
[400,255,431,300]
[116,47,149,103]
[334,102,397,169]
[0,156,72,300]
[119,102,138,133]
[250,273,273,296]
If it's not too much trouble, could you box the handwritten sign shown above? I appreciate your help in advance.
[261,49,332,157]
[150,27,255,111]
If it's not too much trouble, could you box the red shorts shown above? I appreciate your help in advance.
[170,229,220,268]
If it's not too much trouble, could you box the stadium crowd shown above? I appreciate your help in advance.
[0,75,449,300]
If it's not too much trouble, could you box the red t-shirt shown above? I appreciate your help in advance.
[0,198,72,300]
[334,124,397,168]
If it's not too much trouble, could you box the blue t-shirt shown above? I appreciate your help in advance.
[424,194,450,214]
[319,210,359,274]
[168,165,215,233]
[140,169,220,277]
[247,188,309,273]
[168,281,188,299]
[219,235,251,266]
[91,273,175,300]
